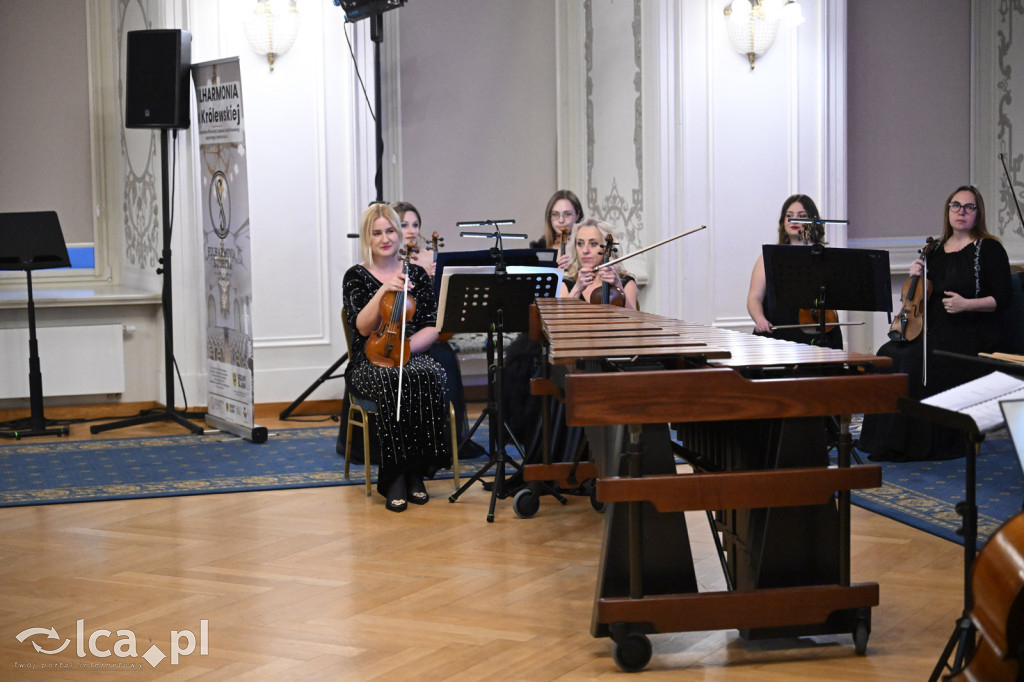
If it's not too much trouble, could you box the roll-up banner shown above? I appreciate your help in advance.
[191,58,265,443]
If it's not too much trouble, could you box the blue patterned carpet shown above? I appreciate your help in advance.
[850,428,1024,545]
[0,426,499,507]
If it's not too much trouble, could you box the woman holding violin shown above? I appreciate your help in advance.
[393,200,436,278]
[390,199,482,457]
[746,194,844,349]
[342,203,451,512]
[859,185,1013,462]
[559,218,639,309]
[532,189,584,270]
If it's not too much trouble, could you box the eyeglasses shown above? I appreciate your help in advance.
[550,210,577,222]
[949,201,978,213]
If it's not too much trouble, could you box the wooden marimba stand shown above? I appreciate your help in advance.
[527,298,906,672]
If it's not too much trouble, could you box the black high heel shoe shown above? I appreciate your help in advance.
[407,477,429,505]
[386,475,407,512]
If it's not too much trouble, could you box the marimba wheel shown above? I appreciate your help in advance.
[612,631,652,672]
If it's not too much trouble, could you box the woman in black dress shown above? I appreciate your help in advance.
[859,185,1013,461]
[342,203,452,511]
[746,194,843,349]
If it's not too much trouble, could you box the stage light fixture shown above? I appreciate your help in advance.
[333,0,407,24]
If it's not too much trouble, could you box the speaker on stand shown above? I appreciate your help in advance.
[92,29,203,436]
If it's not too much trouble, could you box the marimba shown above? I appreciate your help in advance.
[526,297,906,672]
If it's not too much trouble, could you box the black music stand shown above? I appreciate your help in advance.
[894,399,984,681]
[91,130,204,436]
[432,248,556,299]
[0,211,72,439]
[764,244,892,345]
[441,266,562,521]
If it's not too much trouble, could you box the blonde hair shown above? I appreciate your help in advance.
[358,203,401,263]
[566,218,630,280]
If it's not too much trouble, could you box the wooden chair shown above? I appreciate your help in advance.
[341,310,460,497]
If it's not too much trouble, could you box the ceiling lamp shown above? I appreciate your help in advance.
[243,0,301,72]
[723,0,803,71]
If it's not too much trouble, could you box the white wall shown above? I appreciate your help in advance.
[635,1,845,331]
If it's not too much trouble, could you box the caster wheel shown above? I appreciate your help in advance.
[582,479,604,512]
[513,488,540,518]
[853,620,869,655]
[613,632,652,672]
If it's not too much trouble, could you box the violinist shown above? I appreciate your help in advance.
[859,185,1013,462]
[342,203,451,512]
[532,189,584,270]
[746,194,844,349]
[559,219,639,310]
[393,201,435,278]
[390,199,482,458]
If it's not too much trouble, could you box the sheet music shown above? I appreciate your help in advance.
[921,371,1024,432]
[436,266,562,333]
[999,399,1024,475]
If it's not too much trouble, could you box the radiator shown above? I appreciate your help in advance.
[0,324,125,399]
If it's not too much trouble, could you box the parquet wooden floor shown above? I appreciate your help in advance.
[0,404,967,680]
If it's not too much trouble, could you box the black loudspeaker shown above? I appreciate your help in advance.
[125,29,192,129]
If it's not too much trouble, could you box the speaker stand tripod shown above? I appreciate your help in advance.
[91,130,204,436]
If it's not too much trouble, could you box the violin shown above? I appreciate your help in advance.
[798,307,839,334]
[588,234,626,307]
[948,510,1024,681]
[430,231,455,343]
[888,237,939,342]
[428,230,444,276]
[365,241,417,368]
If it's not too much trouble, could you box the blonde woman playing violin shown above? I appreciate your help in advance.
[342,203,452,512]
[559,219,639,310]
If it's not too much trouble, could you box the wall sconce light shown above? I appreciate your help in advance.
[243,0,301,72]
[723,0,803,70]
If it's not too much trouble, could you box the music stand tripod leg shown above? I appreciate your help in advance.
[928,439,981,681]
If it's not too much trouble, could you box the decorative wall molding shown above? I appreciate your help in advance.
[117,0,162,270]
[583,0,648,283]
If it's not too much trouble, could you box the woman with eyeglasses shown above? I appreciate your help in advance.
[746,194,844,349]
[859,185,1013,462]
[531,189,584,270]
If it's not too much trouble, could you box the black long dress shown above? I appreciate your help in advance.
[858,237,1013,461]
[342,263,452,495]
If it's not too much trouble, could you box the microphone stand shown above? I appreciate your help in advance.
[788,216,849,245]
[457,219,528,275]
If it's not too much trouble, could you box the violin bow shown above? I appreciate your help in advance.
[593,224,707,271]
[1000,153,1024,234]
[395,242,416,420]
[922,254,928,387]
